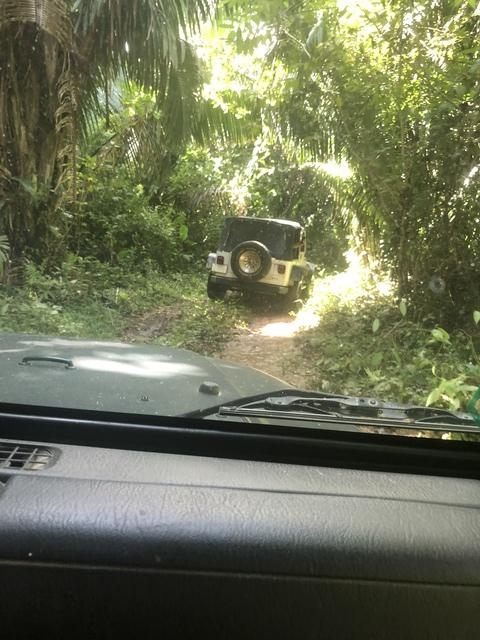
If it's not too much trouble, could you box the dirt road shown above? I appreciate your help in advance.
[217,308,318,389]
[122,299,319,390]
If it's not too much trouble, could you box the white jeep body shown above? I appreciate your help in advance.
[206,217,315,302]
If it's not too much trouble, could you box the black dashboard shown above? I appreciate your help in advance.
[1,408,479,639]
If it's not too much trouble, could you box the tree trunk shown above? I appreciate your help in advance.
[0,22,75,262]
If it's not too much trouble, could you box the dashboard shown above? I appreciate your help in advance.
[0,407,479,639]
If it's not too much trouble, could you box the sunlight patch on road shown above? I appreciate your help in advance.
[259,305,321,338]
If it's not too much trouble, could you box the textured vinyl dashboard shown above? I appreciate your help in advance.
[1,436,480,639]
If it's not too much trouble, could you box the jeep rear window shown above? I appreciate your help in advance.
[219,219,300,260]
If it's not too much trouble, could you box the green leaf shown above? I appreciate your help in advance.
[426,387,441,406]
[364,367,381,382]
[179,224,189,241]
[430,327,450,344]
[371,351,383,366]
[372,318,380,333]
[473,310,480,325]
[399,300,407,317]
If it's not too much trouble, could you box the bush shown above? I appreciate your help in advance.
[0,259,248,356]
[72,162,184,270]
[247,150,349,273]
[160,146,235,258]
[303,284,480,410]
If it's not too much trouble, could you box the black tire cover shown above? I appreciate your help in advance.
[231,241,272,281]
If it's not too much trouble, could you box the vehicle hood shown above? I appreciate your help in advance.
[0,333,291,416]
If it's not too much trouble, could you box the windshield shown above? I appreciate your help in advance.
[1,0,480,441]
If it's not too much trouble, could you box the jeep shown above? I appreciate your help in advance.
[206,217,315,305]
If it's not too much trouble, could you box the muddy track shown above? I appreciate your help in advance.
[217,311,312,389]
[122,304,184,343]
[122,301,314,389]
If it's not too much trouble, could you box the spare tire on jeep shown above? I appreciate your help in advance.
[231,241,272,281]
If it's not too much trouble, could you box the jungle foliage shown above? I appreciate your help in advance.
[2,1,479,326]
[1,0,480,411]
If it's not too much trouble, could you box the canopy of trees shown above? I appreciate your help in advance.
[1,0,480,326]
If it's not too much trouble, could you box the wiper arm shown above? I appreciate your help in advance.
[260,396,475,425]
[401,406,474,425]
[183,388,479,432]
[181,389,344,419]
[211,390,477,432]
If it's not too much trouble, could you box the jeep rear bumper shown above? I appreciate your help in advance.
[209,275,289,296]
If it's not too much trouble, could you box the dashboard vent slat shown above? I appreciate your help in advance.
[0,443,56,470]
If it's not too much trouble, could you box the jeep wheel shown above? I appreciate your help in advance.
[300,273,313,301]
[207,277,227,300]
[231,241,272,281]
[283,282,301,310]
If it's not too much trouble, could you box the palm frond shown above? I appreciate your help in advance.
[0,233,10,273]
[73,0,212,88]
[0,0,226,257]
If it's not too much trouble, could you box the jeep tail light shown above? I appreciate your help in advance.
[217,255,225,265]
[277,264,286,274]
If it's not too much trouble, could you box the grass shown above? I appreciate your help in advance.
[295,254,480,412]
[2,254,480,417]
[0,259,249,355]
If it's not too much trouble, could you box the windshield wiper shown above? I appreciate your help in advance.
[184,389,480,433]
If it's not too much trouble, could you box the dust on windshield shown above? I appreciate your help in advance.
[1,0,480,438]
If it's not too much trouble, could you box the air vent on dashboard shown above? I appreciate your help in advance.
[0,443,56,470]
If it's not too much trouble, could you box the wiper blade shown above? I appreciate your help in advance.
[210,390,478,432]
[400,406,474,425]
[262,396,474,424]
